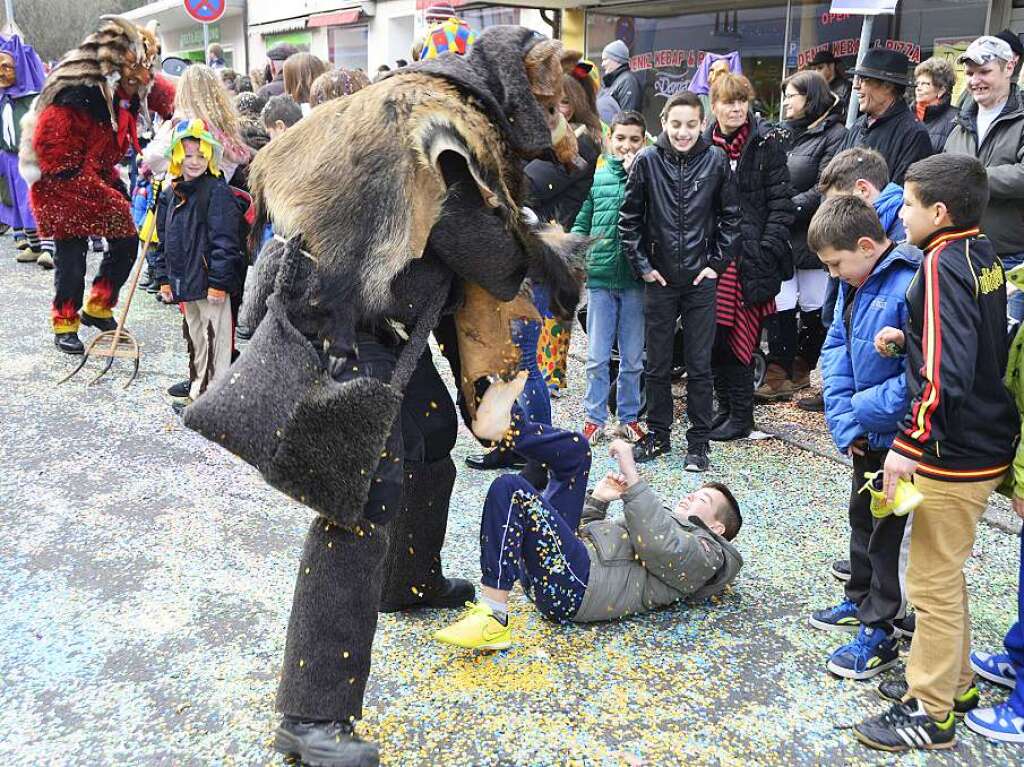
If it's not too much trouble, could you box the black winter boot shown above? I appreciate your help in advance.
[709,363,754,441]
[274,718,379,767]
[379,457,475,612]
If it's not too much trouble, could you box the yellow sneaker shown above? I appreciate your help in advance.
[433,602,512,651]
[860,471,923,518]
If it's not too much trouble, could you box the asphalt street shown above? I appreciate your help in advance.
[1,234,1022,766]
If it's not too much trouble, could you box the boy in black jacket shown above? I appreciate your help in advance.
[153,120,245,403]
[619,90,742,471]
[853,154,1018,752]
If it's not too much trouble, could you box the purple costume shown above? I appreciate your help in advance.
[0,34,45,229]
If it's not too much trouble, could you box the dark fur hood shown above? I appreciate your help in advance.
[403,25,552,160]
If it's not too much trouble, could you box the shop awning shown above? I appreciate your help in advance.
[250,18,309,36]
[309,9,362,28]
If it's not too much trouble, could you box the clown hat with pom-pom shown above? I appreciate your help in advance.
[166,118,223,177]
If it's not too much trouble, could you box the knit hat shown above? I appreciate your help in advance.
[167,118,223,177]
[602,39,630,66]
[424,3,457,22]
[416,16,476,61]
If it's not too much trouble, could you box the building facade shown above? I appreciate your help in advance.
[125,0,249,71]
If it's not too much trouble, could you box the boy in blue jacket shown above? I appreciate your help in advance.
[805,195,922,681]
[153,119,244,403]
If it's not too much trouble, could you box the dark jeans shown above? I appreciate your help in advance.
[480,408,591,622]
[1003,533,1024,715]
[644,279,716,446]
[845,449,911,630]
[766,308,826,373]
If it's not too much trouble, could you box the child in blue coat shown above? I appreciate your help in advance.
[805,195,922,682]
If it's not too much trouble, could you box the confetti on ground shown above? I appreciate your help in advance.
[0,239,1021,766]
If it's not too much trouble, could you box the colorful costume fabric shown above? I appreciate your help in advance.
[20,17,174,333]
[0,35,44,232]
[417,16,476,60]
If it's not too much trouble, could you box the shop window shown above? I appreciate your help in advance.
[328,25,369,71]
[459,6,521,30]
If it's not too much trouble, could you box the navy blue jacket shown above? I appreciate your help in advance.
[152,173,244,302]
[821,241,921,452]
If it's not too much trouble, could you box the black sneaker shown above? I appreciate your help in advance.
[54,332,84,355]
[380,577,475,613]
[633,432,670,463]
[797,393,825,412]
[465,449,526,470]
[684,443,710,472]
[831,559,851,582]
[853,699,956,751]
[167,380,191,398]
[80,312,117,332]
[893,613,916,639]
[274,718,380,767]
[877,679,979,718]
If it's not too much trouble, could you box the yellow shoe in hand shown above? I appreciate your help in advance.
[860,471,923,518]
[433,602,512,651]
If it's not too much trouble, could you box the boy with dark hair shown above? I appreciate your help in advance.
[619,90,742,471]
[806,195,921,681]
[853,153,1018,752]
[432,380,744,650]
[261,94,303,139]
[818,147,905,241]
[573,109,647,444]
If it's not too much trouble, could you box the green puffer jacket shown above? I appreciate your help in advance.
[1002,265,1024,499]
[571,156,642,290]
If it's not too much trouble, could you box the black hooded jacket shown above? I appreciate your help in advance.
[704,115,796,305]
[619,133,742,286]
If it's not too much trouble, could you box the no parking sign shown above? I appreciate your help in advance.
[183,0,226,25]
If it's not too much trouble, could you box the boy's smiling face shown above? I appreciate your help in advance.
[181,138,210,182]
[608,123,644,160]
[900,182,943,247]
[662,104,701,153]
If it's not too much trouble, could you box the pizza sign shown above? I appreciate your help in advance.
[183,0,226,24]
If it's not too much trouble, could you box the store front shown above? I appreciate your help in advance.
[124,0,249,72]
[584,0,992,131]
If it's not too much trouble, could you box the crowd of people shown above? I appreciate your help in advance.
[8,6,1024,764]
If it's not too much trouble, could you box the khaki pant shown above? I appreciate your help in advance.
[905,473,1002,719]
[183,298,233,401]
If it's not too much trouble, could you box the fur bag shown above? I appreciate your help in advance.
[184,236,443,526]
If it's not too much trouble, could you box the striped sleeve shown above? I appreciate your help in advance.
[893,247,980,459]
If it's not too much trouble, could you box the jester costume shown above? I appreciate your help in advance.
[0,34,47,264]
[20,17,174,353]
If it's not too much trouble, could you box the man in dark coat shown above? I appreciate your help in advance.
[256,43,297,100]
[840,48,934,185]
[807,49,852,116]
[599,39,641,113]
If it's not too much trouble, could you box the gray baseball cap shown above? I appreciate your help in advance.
[959,36,1014,66]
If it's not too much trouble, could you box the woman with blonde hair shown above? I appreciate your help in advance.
[308,68,370,107]
[143,64,251,183]
[283,52,328,114]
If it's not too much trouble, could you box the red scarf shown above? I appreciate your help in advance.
[711,120,751,161]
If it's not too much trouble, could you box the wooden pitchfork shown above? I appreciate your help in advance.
[58,235,153,388]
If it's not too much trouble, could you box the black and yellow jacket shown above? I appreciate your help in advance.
[891,227,1018,480]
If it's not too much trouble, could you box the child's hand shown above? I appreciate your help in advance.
[608,439,640,486]
[692,267,718,286]
[592,471,628,502]
[622,151,637,171]
[874,326,905,357]
[207,288,227,304]
[642,269,667,286]
[160,284,173,302]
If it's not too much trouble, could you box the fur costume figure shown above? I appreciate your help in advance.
[18,16,175,343]
[228,26,589,766]
[0,34,44,239]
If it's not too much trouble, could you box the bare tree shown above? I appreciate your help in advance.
[3,0,150,63]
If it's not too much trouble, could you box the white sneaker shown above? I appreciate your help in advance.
[37,251,54,269]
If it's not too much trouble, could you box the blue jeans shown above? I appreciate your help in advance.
[479,408,591,622]
[584,287,645,425]
[1002,533,1024,715]
[1003,253,1024,323]
[512,284,552,426]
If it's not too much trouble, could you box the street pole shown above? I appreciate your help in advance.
[846,15,875,128]
[203,22,210,63]
[3,0,14,29]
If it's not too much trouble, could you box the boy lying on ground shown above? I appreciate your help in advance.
[436,375,744,650]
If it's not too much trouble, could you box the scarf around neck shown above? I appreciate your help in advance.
[711,120,751,161]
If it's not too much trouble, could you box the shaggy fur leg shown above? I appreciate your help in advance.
[379,457,460,610]
[276,519,388,722]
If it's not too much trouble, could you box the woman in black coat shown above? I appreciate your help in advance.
[704,73,795,441]
[756,70,847,403]
[914,56,959,152]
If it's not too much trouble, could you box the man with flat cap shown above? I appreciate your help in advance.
[807,49,852,114]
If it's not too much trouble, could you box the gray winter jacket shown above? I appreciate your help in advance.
[572,481,743,623]
[944,86,1024,256]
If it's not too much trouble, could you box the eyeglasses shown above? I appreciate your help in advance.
[782,92,801,100]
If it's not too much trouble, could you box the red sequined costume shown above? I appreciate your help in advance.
[20,17,174,339]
